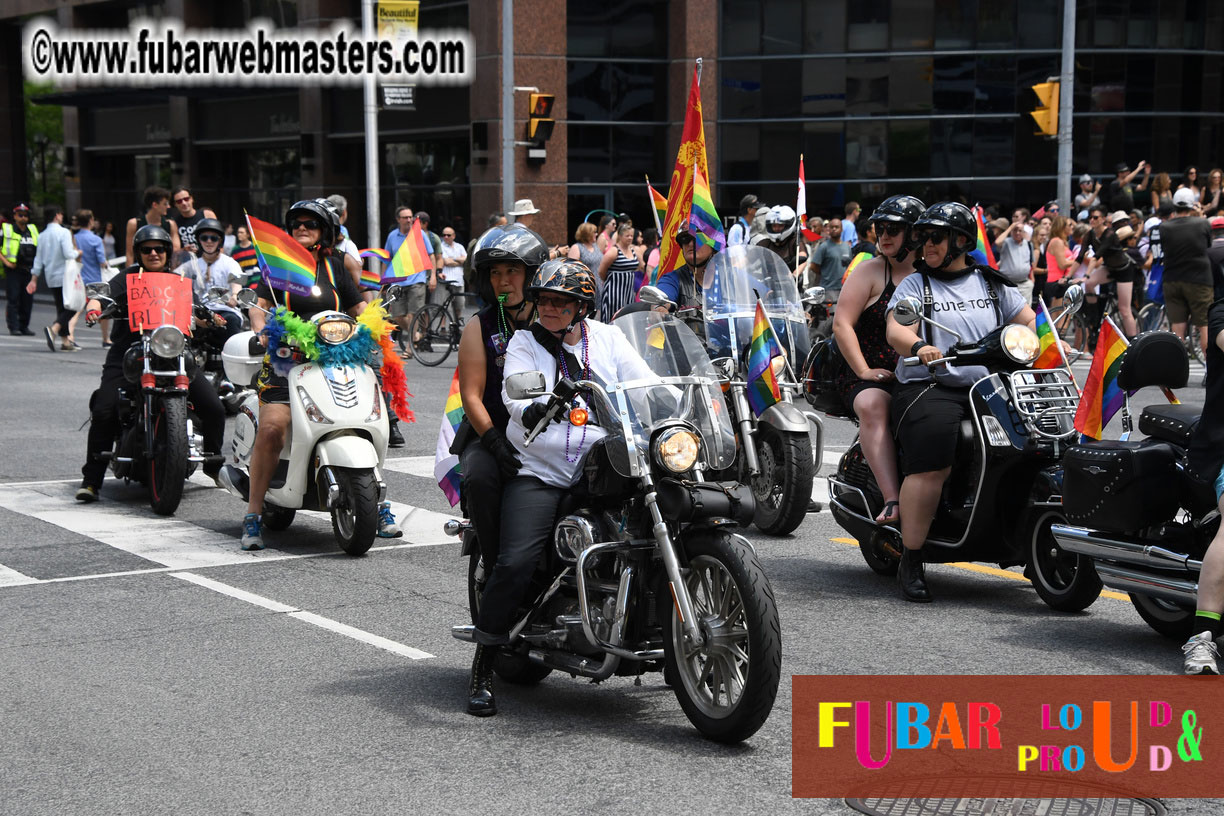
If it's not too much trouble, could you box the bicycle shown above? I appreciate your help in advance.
[402,287,471,367]
[1136,301,1204,363]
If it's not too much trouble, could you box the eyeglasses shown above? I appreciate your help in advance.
[174,196,191,204]
[878,223,906,237]
[1089,214,1102,221]
[536,294,576,310]
[442,232,454,237]
[914,229,948,246]
[676,232,695,247]
[291,219,322,231]
[139,245,167,256]
[198,234,222,243]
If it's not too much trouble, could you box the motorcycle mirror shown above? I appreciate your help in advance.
[638,286,674,308]
[505,371,548,400]
[892,296,924,327]
[86,282,111,299]
[382,284,404,303]
[802,286,826,303]
[1062,283,1085,315]
[711,356,737,380]
[227,271,246,285]
[205,286,228,303]
[236,289,259,308]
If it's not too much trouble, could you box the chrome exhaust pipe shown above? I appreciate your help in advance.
[1094,563,1199,606]
[527,648,621,680]
[1051,524,1203,572]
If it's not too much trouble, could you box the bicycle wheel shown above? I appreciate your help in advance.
[409,304,454,366]
[1185,321,1204,364]
[1058,311,1091,356]
[1137,302,1167,334]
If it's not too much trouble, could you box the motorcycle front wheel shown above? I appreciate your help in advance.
[1023,508,1102,612]
[330,468,379,556]
[466,551,552,684]
[148,397,189,516]
[750,425,814,536]
[1130,592,1196,640]
[662,530,781,743]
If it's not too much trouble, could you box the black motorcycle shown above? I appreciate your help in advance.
[1049,331,1216,638]
[450,311,781,743]
[88,281,218,516]
[818,293,1101,611]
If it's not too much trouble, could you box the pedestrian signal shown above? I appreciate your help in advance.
[527,93,555,147]
[1030,81,1059,137]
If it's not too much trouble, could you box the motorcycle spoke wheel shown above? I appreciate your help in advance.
[749,425,814,536]
[1024,508,1102,612]
[147,398,188,516]
[409,304,452,367]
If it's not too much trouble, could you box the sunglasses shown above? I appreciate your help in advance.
[878,223,906,237]
[676,232,695,247]
[174,197,191,204]
[139,245,168,256]
[914,229,948,246]
[536,294,576,310]
[291,219,322,231]
[198,234,222,242]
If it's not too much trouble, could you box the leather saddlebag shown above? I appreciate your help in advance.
[1062,440,1181,531]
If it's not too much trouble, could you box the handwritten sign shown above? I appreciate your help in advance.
[127,272,193,333]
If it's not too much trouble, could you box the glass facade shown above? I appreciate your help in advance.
[718,0,1224,217]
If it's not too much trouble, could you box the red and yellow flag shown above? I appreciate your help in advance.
[653,63,710,284]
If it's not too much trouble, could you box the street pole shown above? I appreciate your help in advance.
[1057,0,1075,214]
[362,0,380,251]
[501,0,514,215]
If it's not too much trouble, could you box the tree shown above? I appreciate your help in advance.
[24,81,65,206]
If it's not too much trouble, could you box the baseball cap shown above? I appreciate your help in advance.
[739,194,763,211]
[1173,188,1197,210]
[12,203,30,214]
[1210,216,1224,230]
[1115,162,1130,173]
[1079,173,1093,184]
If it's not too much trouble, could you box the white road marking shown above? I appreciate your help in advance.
[383,455,436,479]
[0,563,38,587]
[170,571,434,659]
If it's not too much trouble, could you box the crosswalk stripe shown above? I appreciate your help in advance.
[0,562,39,587]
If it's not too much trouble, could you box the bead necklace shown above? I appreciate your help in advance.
[556,321,590,463]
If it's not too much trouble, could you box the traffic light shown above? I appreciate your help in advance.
[1030,81,1060,137]
[527,92,555,147]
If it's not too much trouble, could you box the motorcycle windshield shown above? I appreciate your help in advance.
[595,312,736,477]
[702,244,810,371]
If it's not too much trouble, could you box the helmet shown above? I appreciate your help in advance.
[133,224,173,259]
[194,217,224,240]
[314,198,344,239]
[764,205,796,243]
[526,259,597,308]
[472,224,549,273]
[867,195,926,260]
[1173,188,1198,210]
[912,202,977,273]
[284,199,336,248]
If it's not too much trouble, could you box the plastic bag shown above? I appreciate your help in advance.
[63,258,86,311]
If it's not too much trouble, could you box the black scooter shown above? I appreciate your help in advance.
[1049,331,1217,638]
[821,292,1100,611]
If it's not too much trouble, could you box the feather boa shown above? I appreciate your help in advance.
[263,307,320,375]
[359,299,414,422]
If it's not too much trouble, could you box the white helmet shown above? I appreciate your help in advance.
[1173,188,1197,210]
[764,205,796,243]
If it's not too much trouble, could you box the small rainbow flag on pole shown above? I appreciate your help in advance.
[1073,316,1130,440]
[745,299,784,417]
[245,212,318,297]
[433,368,465,507]
[384,220,434,284]
[689,161,725,252]
[357,248,391,290]
[646,176,667,235]
[842,251,873,283]
[968,205,998,270]
[1032,298,1075,380]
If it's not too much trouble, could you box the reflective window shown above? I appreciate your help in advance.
[1125,56,1156,113]
[763,0,804,54]
[722,63,763,120]
[887,121,930,178]
[802,59,846,116]
[567,62,669,122]
[1015,0,1058,49]
[890,0,934,49]
[803,0,846,53]
[977,0,1016,48]
[932,55,975,113]
[762,59,804,119]
[934,0,976,48]
[611,125,666,183]
[847,2,889,51]
[929,120,973,178]
[568,125,609,184]
[890,58,933,113]
[972,120,1015,177]
[975,56,1016,115]
[1127,5,1158,47]
[846,121,889,179]
[1092,0,1127,47]
[846,58,889,114]
[568,0,668,58]
[721,124,761,182]
[723,0,763,56]
[802,123,846,180]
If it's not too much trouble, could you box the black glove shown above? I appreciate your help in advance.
[522,401,562,430]
[481,427,521,481]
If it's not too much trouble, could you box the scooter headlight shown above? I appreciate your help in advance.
[297,386,334,424]
[653,427,700,474]
[149,325,186,359]
[1002,324,1041,365]
[316,316,357,345]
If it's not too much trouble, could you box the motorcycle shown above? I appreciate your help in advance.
[86,280,219,516]
[193,286,250,415]
[1048,330,1216,638]
[821,291,1102,611]
[449,310,781,743]
[218,288,393,556]
[645,244,821,536]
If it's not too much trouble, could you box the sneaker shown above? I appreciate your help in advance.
[44,327,57,352]
[240,513,264,551]
[377,502,403,538]
[61,340,80,352]
[1183,631,1219,675]
[20,329,35,336]
[75,485,99,503]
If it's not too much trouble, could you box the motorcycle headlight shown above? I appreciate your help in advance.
[316,317,356,345]
[149,325,186,358]
[1001,324,1041,365]
[770,355,787,379]
[653,427,700,474]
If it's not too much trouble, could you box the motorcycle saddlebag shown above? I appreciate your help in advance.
[801,336,851,418]
[655,478,755,527]
[1061,440,1181,531]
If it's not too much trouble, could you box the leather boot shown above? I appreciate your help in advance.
[898,547,932,603]
[467,644,497,716]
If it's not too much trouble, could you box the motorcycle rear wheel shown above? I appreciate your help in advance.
[466,551,552,684]
[662,530,781,743]
[148,398,189,516]
[750,425,814,536]
[330,468,379,556]
[1024,508,1102,612]
[1130,592,1196,641]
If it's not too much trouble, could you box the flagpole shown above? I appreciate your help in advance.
[795,154,802,274]
[244,211,280,311]
[646,174,662,235]
[1039,296,1079,392]
[755,293,799,387]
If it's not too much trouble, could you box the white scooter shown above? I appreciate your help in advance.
[218,288,390,555]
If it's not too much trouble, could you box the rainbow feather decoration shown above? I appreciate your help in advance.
[358,299,414,422]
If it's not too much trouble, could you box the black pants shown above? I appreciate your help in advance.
[50,286,76,337]
[460,437,506,575]
[82,365,226,489]
[474,475,566,645]
[5,268,33,332]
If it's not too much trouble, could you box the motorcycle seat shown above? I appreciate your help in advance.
[1139,403,1200,449]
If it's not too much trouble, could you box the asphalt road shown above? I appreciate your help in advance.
[1,300,1220,815]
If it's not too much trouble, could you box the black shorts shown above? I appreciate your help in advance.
[1106,263,1137,285]
[256,355,290,404]
[891,382,971,475]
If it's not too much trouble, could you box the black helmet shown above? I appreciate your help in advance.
[314,198,344,240]
[194,217,224,239]
[284,199,335,248]
[527,259,597,308]
[868,195,926,260]
[913,202,977,272]
[133,224,173,258]
[471,224,548,305]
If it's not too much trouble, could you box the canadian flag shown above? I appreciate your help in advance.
[798,155,819,242]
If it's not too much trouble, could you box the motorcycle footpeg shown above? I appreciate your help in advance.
[451,625,477,643]
[218,465,250,502]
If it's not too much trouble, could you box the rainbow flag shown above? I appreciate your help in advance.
[967,205,998,270]
[842,251,873,283]
[384,220,434,283]
[245,212,317,297]
[647,179,668,234]
[1032,298,1069,371]
[745,300,784,417]
[654,63,710,284]
[360,248,391,261]
[433,368,465,506]
[689,162,725,252]
[1073,317,1130,440]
